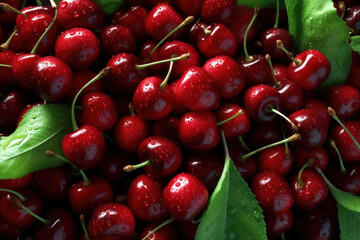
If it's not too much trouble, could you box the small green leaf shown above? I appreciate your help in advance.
[338,203,360,240]
[94,0,124,15]
[350,36,360,54]
[284,0,351,89]
[237,0,284,9]
[0,104,72,179]
[195,132,267,240]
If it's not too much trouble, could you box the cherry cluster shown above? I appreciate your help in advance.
[0,0,360,239]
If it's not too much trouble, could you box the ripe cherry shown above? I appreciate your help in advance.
[249,122,282,148]
[230,5,260,44]
[264,209,294,237]
[11,53,41,92]
[294,147,329,171]
[174,0,202,18]
[297,209,335,240]
[0,174,33,192]
[0,50,16,86]
[304,99,330,130]
[99,150,132,183]
[0,216,23,238]
[0,90,28,131]
[258,145,293,175]
[261,28,292,61]
[140,221,179,240]
[201,0,236,26]
[99,25,136,57]
[0,0,22,26]
[345,6,360,35]
[16,6,55,32]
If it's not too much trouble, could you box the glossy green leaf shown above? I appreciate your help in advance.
[195,133,267,240]
[284,0,351,89]
[338,203,360,240]
[350,36,360,53]
[237,0,284,8]
[94,0,124,15]
[0,104,72,179]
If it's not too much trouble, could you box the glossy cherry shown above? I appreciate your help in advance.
[261,28,292,61]
[0,90,28,131]
[201,0,236,25]
[11,53,41,92]
[99,25,136,57]
[346,62,360,90]
[0,0,22,26]
[16,6,55,32]
[304,99,330,130]
[0,174,33,192]
[327,163,360,194]
[249,122,282,148]
[230,5,260,44]
[297,209,335,240]
[294,147,329,171]
[163,173,209,221]
[140,221,179,240]
[276,77,303,113]
[258,145,293,175]
[264,209,294,237]
[345,6,360,35]
[0,216,23,238]
[174,0,202,18]
[99,150,132,183]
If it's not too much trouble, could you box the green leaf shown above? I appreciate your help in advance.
[237,0,285,9]
[284,0,351,89]
[94,0,124,15]
[338,203,360,240]
[350,36,360,54]
[195,133,267,240]
[0,104,72,179]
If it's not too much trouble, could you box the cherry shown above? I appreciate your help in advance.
[57,0,104,30]
[169,79,188,116]
[251,170,294,213]
[8,30,25,53]
[127,174,168,221]
[0,90,28,131]
[178,111,220,151]
[304,99,330,130]
[32,56,73,102]
[203,55,246,99]
[87,203,136,239]
[16,6,55,32]
[294,147,329,171]
[327,163,360,195]
[345,6,360,34]
[297,209,335,240]
[197,23,237,58]
[35,209,77,240]
[78,92,118,131]
[258,145,293,175]
[140,221,179,240]
[55,27,100,69]
[125,136,182,178]
[0,174,33,192]
[174,0,203,18]
[264,209,294,237]
[0,216,23,238]
[11,53,41,92]
[346,62,360,90]
[0,49,16,86]
[0,0,22,26]
[163,172,209,221]
[99,150,132,183]
[249,122,282,148]
[261,28,292,61]
[175,66,220,111]
[201,0,236,26]
[152,116,179,140]
[139,40,165,74]
[230,5,260,44]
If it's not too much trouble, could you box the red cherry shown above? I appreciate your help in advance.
[174,0,203,18]
[140,221,179,240]
[8,30,25,53]
[346,62,360,90]
[99,150,132,183]
[261,28,292,61]
[163,173,209,221]
[239,55,272,86]
[0,50,16,86]
[265,209,294,237]
[0,90,28,131]
[304,99,330,130]
[327,164,360,194]
[11,53,41,92]
[230,5,260,44]
[294,147,329,171]
[258,145,294,175]
[178,111,220,152]
[297,209,335,240]
[16,6,55,32]
[0,174,32,192]
[201,0,236,25]
[99,25,136,57]
[275,77,303,114]
[152,116,179,140]
[127,174,168,221]
[0,0,21,26]
[87,203,136,239]
[0,216,23,238]
[345,6,360,35]
[249,122,282,148]
[112,7,147,41]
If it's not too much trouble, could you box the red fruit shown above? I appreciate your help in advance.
[62,125,106,169]
[0,0,21,26]
[163,173,209,221]
[201,0,236,25]
[55,28,100,69]
[127,174,168,221]
[260,28,292,61]
[0,174,32,191]
[239,55,272,86]
[0,50,16,86]
[298,209,335,240]
[346,62,360,90]
[16,6,55,32]
[152,116,179,140]
[249,122,282,148]
[140,221,179,240]
[0,216,23,238]
[276,77,303,113]
[230,5,260,44]
[99,25,136,57]
[327,164,360,195]
[294,147,329,171]
[345,6,360,35]
[304,99,330,130]
[57,0,104,30]
[178,111,220,152]
[258,145,294,175]
[251,170,294,212]
[87,203,136,239]
[11,53,41,92]
[100,151,132,183]
[0,90,28,131]
[139,40,165,74]
[112,7,147,41]
[265,210,294,237]
[174,0,203,18]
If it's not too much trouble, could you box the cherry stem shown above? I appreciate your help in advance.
[281,233,286,240]
[297,158,314,188]
[329,139,346,173]
[160,60,174,91]
[45,151,90,186]
[238,135,251,152]
[241,133,300,160]
[201,25,211,35]
[148,16,194,58]
[128,102,135,117]
[274,0,280,28]
[217,109,244,127]
[0,189,26,201]
[71,67,111,131]
[276,40,302,66]
[0,3,27,17]
[116,195,126,202]
[137,53,190,70]
[280,119,291,160]
[267,106,298,133]
[36,0,43,6]
[0,64,11,68]
[0,29,17,52]
[265,54,280,88]
[328,106,360,152]
[80,214,90,240]
[141,218,175,240]
[339,1,346,19]
[244,5,260,62]
[12,197,49,224]
[123,160,151,172]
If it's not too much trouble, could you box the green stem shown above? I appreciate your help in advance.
[269,107,298,133]
[0,3,27,17]
[0,29,17,51]
[238,136,251,152]
[71,67,111,130]
[123,160,151,172]
[141,218,175,240]
[36,0,43,6]
[329,139,346,173]
[0,64,11,68]
[280,119,291,160]
[274,0,280,28]
[281,233,285,240]
[297,158,314,188]
[244,6,260,61]
[137,53,190,70]
[12,197,49,224]
[0,189,26,201]
[265,54,280,88]
[80,215,90,240]
[217,109,244,127]
[160,60,174,90]
[276,40,302,66]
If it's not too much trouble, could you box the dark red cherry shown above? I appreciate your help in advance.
[139,40,165,74]
[201,0,236,25]
[258,145,294,175]
[57,0,104,30]
[203,55,246,98]
[112,7,147,41]
[55,27,100,69]
[239,55,272,86]
[251,170,294,213]
[69,176,114,216]
[0,216,23,238]
[100,150,132,183]
[298,209,335,240]
[345,6,360,35]
[230,5,260,44]
[35,209,77,240]
[136,136,183,178]
[33,56,73,102]
[294,147,329,171]
[87,203,136,239]
[0,90,28,131]
[169,79,188,116]
[127,174,168,221]
[152,116,179,140]
[273,64,288,82]
[62,125,106,169]
[249,123,283,148]
[304,99,330,130]
[0,25,3,43]
[0,50,16,86]
[327,164,360,195]
[163,173,209,221]
[145,3,184,42]
[174,0,203,18]
[0,174,32,192]
[178,111,220,152]
[276,77,303,113]
[16,6,55,32]
[261,28,292,61]
[16,102,44,127]
[140,221,179,240]
[346,62,360,90]
[188,21,207,44]
[8,30,25,53]
[0,0,21,26]
[175,66,220,111]
[265,209,294,237]
[11,53,41,92]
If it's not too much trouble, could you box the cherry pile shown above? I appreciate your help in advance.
[0,0,360,239]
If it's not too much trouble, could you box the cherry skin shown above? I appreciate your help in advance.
[55,28,100,70]
[291,169,328,210]
[264,209,294,237]
[69,176,114,216]
[0,174,32,192]
[249,123,282,148]
[261,28,292,61]
[258,145,294,175]
[0,0,21,26]
[294,147,329,171]
[0,90,28,131]
[346,62,360,90]
[99,150,132,183]
[251,170,294,213]
[145,3,184,42]
[163,173,209,221]
[175,66,220,111]
[62,125,106,169]
[203,55,246,99]
[127,174,168,221]
[0,50,16,86]
[78,92,118,131]
[201,0,236,26]
[16,6,55,32]
[304,99,330,130]
[275,77,303,114]
[230,5,260,44]
[0,216,23,238]
[239,55,272,86]
[11,53,41,92]
[174,0,203,18]
[137,136,183,178]
[152,116,179,140]
[32,56,73,102]
[297,209,335,240]
[345,6,360,35]
[35,209,77,240]
[87,203,136,239]
[132,76,175,120]
[327,164,360,195]
[178,111,220,152]
[140,221,179,240]
[139,39,166,75]
[287,49,331,91]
